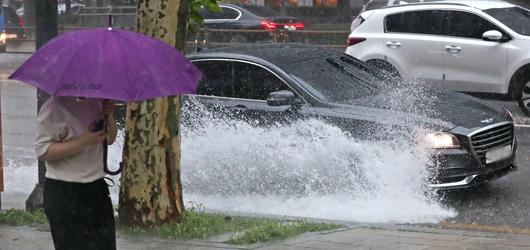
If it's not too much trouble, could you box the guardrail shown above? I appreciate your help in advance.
[4,25,349,53]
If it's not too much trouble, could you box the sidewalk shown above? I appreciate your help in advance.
[2,222,530,250]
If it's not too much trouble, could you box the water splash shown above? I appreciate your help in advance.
[180,98,456,223]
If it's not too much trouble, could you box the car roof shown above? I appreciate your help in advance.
[382,0,514,11]
[190,43,344,67]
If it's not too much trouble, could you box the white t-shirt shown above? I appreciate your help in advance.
[35,97,105,183]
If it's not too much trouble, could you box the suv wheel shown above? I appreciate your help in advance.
[518,80,530,116]
[512,67,530,116]
[0,45,6,53]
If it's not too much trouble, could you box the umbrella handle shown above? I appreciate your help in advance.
[108,15,113,29]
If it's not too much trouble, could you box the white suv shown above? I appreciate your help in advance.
[345,0,530,114]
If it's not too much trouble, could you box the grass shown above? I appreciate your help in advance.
[0,209,47,226]
[122,203,342,244]
[227,220,342,245]
[1,206,342,244]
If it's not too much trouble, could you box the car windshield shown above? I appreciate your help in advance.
[280,54,382,103]
[485,7,530,36]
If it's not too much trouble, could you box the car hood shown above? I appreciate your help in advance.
[331,90,511,132]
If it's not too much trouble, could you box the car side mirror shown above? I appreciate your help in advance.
[482,30,503,42]
[267,90,296,106]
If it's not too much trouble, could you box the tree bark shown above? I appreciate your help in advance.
[118,0,188,227]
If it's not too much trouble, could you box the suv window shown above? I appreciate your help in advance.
[385,10,444,35]
[233,62,288,100]
[194,61,235,97]
[485,7,530,36]
[447,11,500,39]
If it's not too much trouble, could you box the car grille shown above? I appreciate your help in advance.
[470,123,514,164]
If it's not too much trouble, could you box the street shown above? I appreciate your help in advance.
[1,52,530,231]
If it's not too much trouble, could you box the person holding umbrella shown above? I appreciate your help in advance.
[35,97,118,250]
[8,27,202,249]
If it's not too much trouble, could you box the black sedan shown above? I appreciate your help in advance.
[198,4,304,43]
[186,44,517,189]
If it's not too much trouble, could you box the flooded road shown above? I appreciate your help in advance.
[1,53,530,230]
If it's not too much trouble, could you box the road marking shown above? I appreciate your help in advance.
[440,222,530,235]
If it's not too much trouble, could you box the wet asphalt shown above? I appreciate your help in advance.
[1,51,530,230]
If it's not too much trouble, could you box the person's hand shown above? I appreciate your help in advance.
[78,129,107,146]
[102,100,116,116]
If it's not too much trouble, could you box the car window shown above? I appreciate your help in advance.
[194,61,235,97]
[447,11,500,39]
[485,7,530,36]
[220,7,240,19]
[281,54,381,103]
[233,62,289,100]
[385,10,444,35]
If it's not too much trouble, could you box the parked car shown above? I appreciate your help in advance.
[1,4,23,53]
[198,3,304,43]
[187,43,517,189]
[346,0,530,115]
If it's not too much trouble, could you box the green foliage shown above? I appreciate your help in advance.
[122,202,342,244]
[227,221,342,245]
[188,0,222,33]
[0,209,47,226]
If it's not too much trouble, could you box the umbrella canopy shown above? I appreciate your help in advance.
[9,28,202,101]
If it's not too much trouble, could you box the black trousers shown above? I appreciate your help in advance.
[44,178,116,250]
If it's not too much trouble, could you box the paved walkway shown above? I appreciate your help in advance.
[2,222,530,250]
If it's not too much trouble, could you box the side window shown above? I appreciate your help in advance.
[220,7,239,19]
[385,10,444,35]
[447,11,500,39]
[233,62,289,100]
[199,7,223,19]
[194,61,235,98]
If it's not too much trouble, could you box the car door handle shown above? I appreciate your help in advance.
[385,41,401,48]
[445,45,462,53]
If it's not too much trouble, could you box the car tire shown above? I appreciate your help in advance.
[229,35,247,44]
[0,45,6,53]
[366,59,401,80]
[512,67,530,116]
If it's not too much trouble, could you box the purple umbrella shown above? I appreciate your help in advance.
[9,28,202,101]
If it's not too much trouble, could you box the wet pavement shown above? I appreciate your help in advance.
[2,221,530,250]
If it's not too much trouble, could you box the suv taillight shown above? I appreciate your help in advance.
[19,17,24,27]
[347,37,366,46]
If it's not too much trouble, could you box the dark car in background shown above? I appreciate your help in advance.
[198,4,304,43]
[1,4,24,53]
[186,43,517,189]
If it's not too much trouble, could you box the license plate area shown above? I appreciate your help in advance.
[485,145,512,164]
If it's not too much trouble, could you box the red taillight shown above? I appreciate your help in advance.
[19,17,24,27]
[261,20,277,31]
[347,37,366,46]
[292,22,304,30]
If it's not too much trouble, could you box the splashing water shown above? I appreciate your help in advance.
[180,98,456,223]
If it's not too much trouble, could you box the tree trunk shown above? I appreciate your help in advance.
[118,0,189,227]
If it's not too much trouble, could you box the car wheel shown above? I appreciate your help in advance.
[517,80,530,116]
[0,45,6,53]
[366,60,401,80]
[229,35,247,44]
[512,67,530,116]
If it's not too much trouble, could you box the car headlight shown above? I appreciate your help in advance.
[424,132,460,149]
[0,31,7,45]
